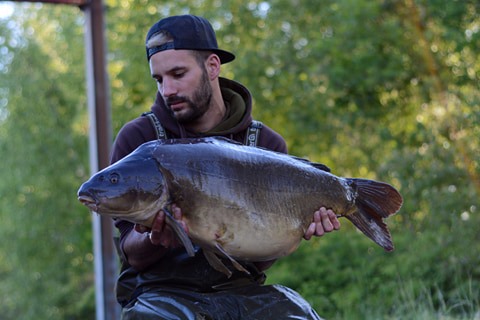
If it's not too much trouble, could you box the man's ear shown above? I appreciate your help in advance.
[205,54,221,80]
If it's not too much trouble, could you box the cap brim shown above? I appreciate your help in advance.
[215,49,235,64]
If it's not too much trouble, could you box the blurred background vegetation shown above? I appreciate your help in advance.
[0,0,478,319]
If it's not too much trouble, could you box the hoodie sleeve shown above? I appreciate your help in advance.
[110,116,158,164]
[256,124,288,154]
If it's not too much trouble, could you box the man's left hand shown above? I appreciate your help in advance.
[304,207,340,240]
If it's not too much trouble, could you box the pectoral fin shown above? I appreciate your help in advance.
[163,207,195,257]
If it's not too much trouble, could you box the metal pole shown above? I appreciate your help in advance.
[83,0,119,319]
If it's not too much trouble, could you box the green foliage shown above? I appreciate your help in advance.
[0,0,478,318]
[0,4,94,319]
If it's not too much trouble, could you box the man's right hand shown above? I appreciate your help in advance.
[134,204,188,248]
[125,204,188,270]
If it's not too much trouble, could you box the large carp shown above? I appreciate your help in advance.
[78,137,402,276]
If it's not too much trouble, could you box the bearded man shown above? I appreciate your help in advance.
[111,14,340,319]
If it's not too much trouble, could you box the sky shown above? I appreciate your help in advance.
[0,2,14,19]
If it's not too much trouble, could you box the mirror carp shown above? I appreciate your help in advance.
[78,137,403,277]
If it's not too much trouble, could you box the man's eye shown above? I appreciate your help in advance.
[173,72,185,78]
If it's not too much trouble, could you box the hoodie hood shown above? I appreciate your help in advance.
[151,77,253,138]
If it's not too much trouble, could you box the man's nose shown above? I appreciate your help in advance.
[161,78,177,97]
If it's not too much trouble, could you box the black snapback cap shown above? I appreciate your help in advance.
[146,15,235,64]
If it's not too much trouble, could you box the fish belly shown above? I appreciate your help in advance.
[184,205,306,261]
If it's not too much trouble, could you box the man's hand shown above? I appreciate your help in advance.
[304,207,340,240]
[134,204,188,248]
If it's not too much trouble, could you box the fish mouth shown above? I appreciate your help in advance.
[78,195,99,212]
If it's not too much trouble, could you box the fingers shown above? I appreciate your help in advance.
[316,207,339,233]
[171,203,182,220]
[304,222,316,240]
[148,210,168,246]
[328,209,341,230]
[134,205,187,248]
[304,207,341,240]
[321,207,340,230]
[134,224,150,234]
[171,203,189,235]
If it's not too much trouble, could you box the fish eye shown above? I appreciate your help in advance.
[109,173,120,184]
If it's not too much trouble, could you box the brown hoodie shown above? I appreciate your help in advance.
[111,78,286,163]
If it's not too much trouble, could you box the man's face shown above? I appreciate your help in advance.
[149,50,212,124]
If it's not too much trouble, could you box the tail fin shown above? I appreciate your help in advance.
[344,178,403,251]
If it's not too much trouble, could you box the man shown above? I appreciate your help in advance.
[111,14,340,319]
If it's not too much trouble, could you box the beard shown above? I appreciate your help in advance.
[165,70,213,124]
